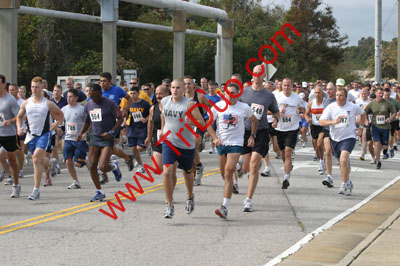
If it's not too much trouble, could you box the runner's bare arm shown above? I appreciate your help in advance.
[359,113,366,126]
[145,106,155,146]
[47,100,64,131]
[298,107,305,119]
[16,101,27,135]
[185,101,205,127]
[305,101,312,125]
[247,115,258,147]
[206,119,221,146]
[199,93,212,108]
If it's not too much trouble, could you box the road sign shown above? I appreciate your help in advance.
[263,63,277,81]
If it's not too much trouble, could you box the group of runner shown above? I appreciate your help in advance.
[1,68,399,219]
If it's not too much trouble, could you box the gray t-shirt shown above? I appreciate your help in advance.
[62,104,85,141]
[0,93,19,136]
[240,86,279,130]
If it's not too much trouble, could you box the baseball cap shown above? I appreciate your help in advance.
[302,82,308,88]
[336,78,345,86]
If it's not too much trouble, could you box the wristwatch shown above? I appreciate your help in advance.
[109,130,116,137]
[251,134,256,138]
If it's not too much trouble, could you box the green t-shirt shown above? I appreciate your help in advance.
[388,98,400,121]
[365,99,396,129]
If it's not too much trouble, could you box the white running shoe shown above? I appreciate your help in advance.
[338,183,346,195]
[11,184,21,198]
[243,198,253,212]
[260,167,271,177]
[236,160,243,178]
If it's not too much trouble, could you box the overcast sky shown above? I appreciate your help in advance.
[262,0,399,46]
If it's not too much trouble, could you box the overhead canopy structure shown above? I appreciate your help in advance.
[0,0,233,85]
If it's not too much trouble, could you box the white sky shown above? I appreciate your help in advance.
[262,0,399,46]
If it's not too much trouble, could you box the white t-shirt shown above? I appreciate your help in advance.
[320,101,364,142]
[211,101,253,146]
[276,93,302,132]
[349,89,361,99]
[355,98,370,108]
[390,91,397,99]
[272,90,282,99]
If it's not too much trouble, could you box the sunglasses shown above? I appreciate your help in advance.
[130,82,137,85]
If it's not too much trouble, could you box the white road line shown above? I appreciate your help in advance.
[264,175,400,266]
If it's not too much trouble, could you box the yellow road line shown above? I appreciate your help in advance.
[0,168,220,235]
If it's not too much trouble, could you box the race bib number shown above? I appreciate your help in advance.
[281,115,293,125]
[0,113,4,126]
[336,115,349,128]
[251,103,264,120]
[376,115,385,125]
[89,108,102,122]
[66,122,77,134]
[132,112,143,123]
[312,114,321,125]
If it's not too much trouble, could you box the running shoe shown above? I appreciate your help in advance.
[112,161,122,182]
[164,205,175,218]
[232,183,239,194]
[185,194,195,214]
[390,149,395,158]
[0,170,4,182]
[4,176,13,185]
[137,165,146,174]
[345,181,353,196]
[125,154,135,171]
[243,198,253,212]
[260,167,271,177]
[67,181,81,189]
[360,154,365,161]
[302,141,306,148]
[147,146,153,157]
[215,205,228,219]
[282,179,290,189]
[322,177,333,188]
[25,152,31,165]
[370,158,377,164]
[394,145,398,151]
[99,172,109,184]
[276,154,281,160]
[312,154,318,161]
[56,165,61,174]
[209,147,217,154]
[383,153,389,160]
[338,183,346,195]
[28,189,40,200]
[50,158,57,177]
[110,155,118,161]
[236,160,244,178]
[91,191,106,202]
[376,162,382,169]
[44,178,52,187]
[19,169,24,179]
[10,184,21,198]
[320,161,326,175]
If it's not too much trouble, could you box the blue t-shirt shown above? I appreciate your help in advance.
[127,100,151,138]
[102,85,127,106]
[51,97,68,109]
[204,94,221,120]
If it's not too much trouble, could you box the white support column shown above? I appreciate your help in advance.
[219,19,233,84]
[101,0,118,80]
[173,10,186,80]
[0,0,19,83]
[215,25,221,86]
[375,0,382,84]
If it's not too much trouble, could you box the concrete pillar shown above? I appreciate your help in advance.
[101,0,118,81]
[0,0,19,83]
[215,26,221,86]
[173,10,186,80]
[219,19,233,84]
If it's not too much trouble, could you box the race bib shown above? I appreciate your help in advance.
[0,113,4,126]
[132,112,143,123]
[335,114,349,128]
[376,115,385,125]
[66,122,78,134]
[312,114,321,125]
[281,114,293,125]
[89,108,102,122]
[251,103,264,120]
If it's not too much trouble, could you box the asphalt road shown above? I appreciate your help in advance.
[1,140,399,266]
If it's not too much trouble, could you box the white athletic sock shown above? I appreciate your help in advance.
[327,175,332,180]
[346,180,352,185]
[97,189,105,195]
[233,180,238,185]
[112,163,117,171]
[284,174,290,181]
[33,187,40,192]
[223,198,231,209]
[265,166,270,171]
[56,163,60,168]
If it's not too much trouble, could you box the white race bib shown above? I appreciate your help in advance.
[0,113,4,126]
[251,103,264,120]
[132,112,143,123]
[312,114,321,125]
[66,122,78,134]
[89,108,102,122]
[335,114,349,128]
[281,114,293,125]
[376,115,385,125]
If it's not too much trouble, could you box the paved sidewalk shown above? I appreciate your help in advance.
[278,177,400,266]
